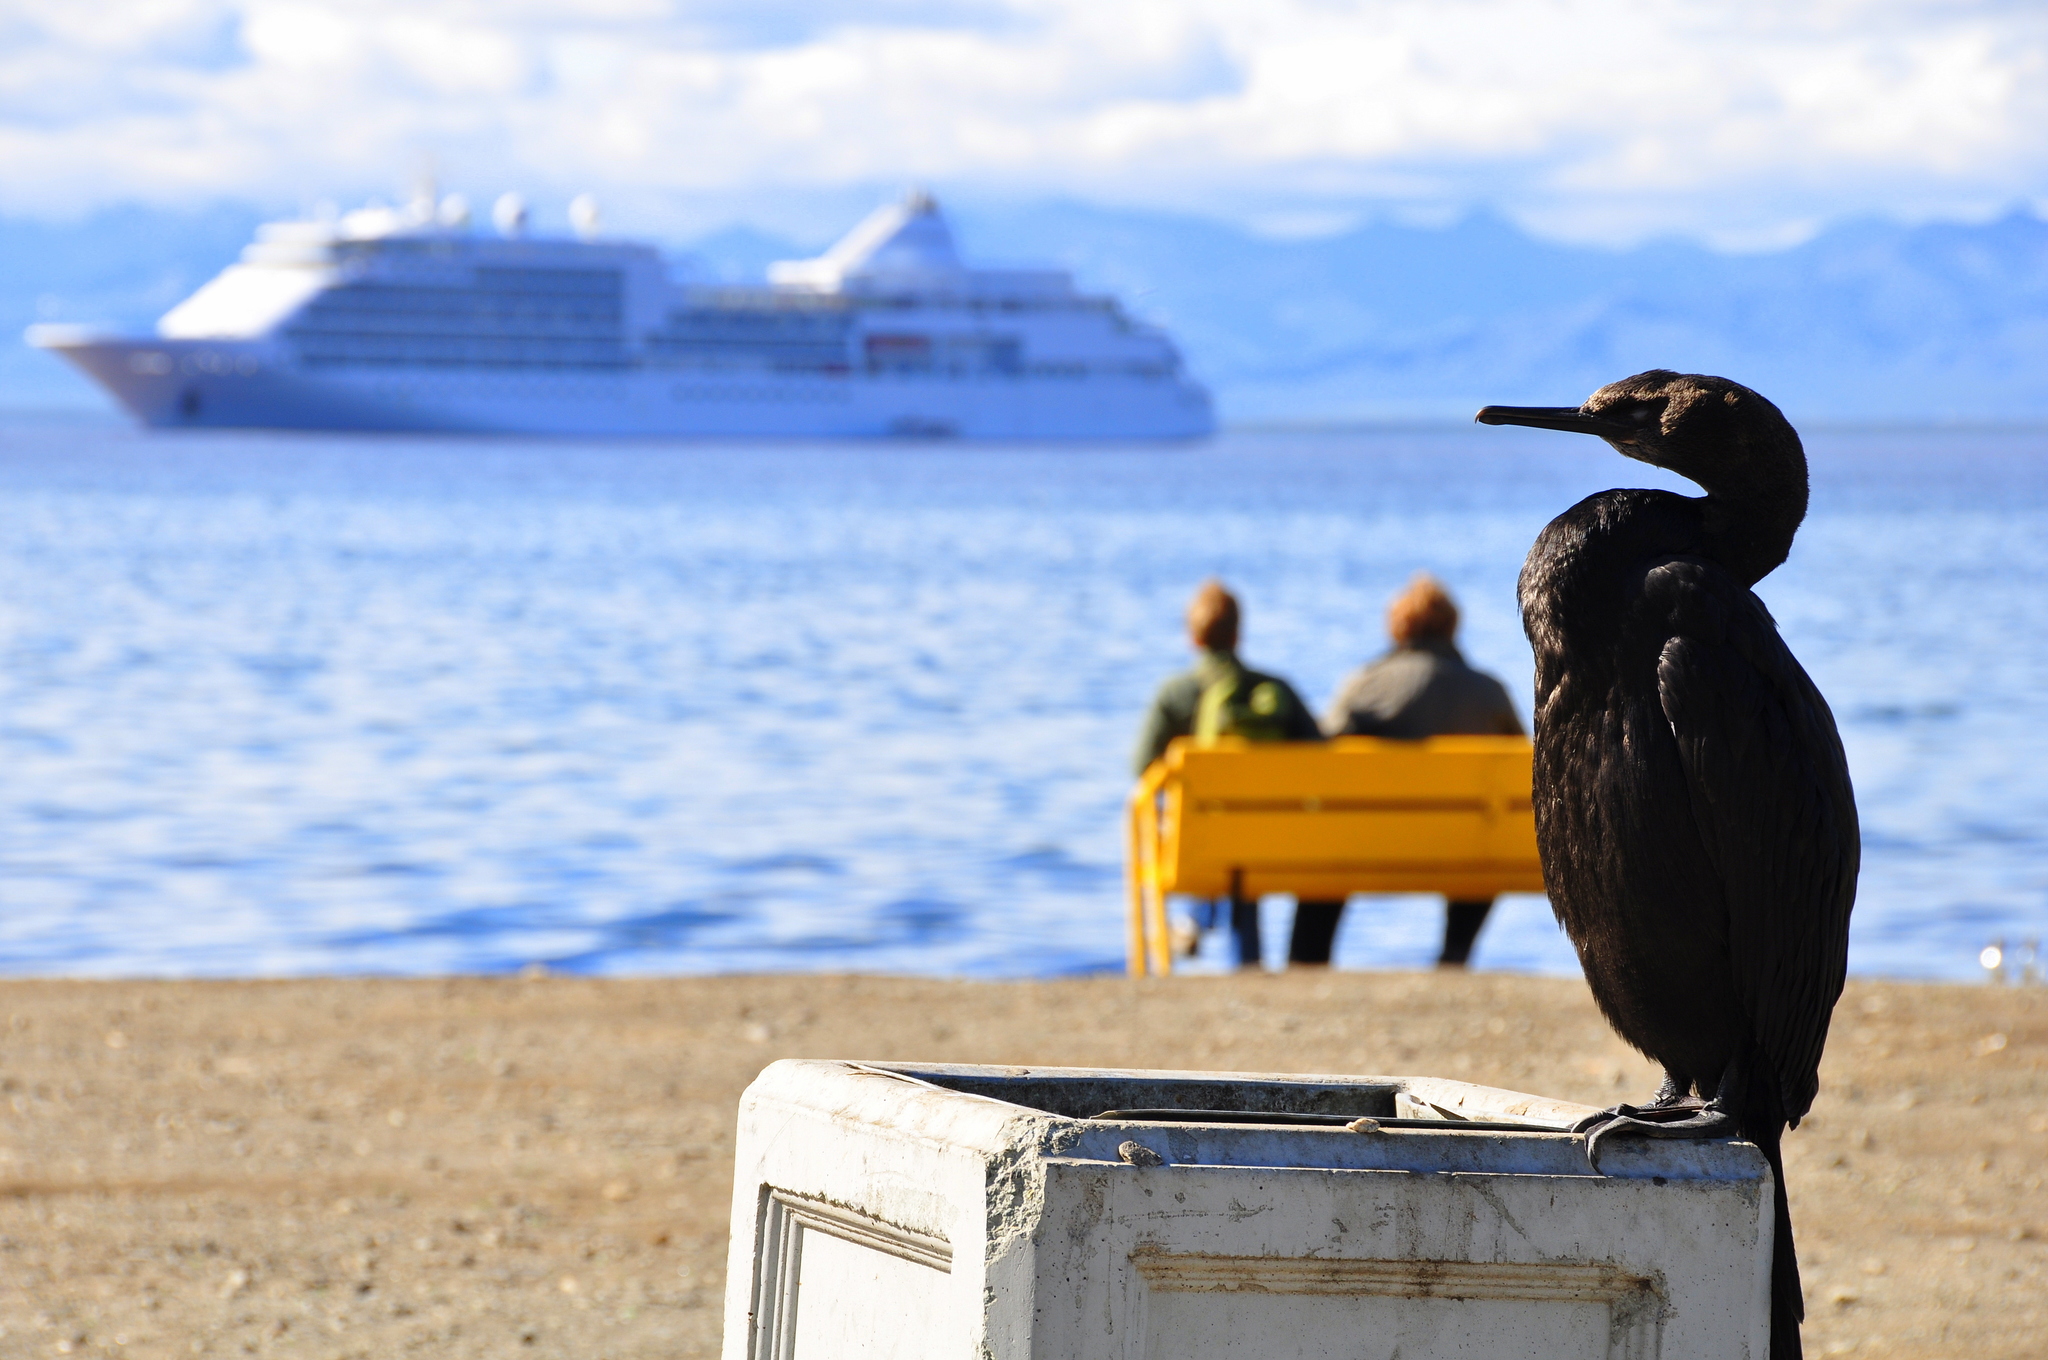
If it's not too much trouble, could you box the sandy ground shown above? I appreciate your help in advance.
[0,970,2040,1359]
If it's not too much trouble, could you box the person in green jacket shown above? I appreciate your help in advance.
[1132,579,1320,966]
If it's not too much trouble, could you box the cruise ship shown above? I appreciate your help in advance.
[29,191,1212,439]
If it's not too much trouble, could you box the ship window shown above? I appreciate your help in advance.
[644,306,852,371]
[284,267,629,370]
[864,334,931,373]
[859,333,1023,376]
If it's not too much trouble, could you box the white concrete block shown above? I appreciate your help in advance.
[722,1061,1773,1360]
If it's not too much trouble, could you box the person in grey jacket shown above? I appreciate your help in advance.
[1291,574,1524,969]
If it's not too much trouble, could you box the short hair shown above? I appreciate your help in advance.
[1186,579,1240,652]
[1388,573,1458,645]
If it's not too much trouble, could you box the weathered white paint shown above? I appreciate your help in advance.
[721,1061,1775,1360]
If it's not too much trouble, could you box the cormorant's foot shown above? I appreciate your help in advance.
[1567,1097,1706,1136]
[1578,1104,1739,1174]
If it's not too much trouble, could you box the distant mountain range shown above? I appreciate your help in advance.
[6,199,2045,422]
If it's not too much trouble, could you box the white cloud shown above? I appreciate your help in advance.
[0,0,2043,241]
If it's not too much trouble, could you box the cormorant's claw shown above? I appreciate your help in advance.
[1568,1098,1706,1135]
[1572,1103,1638,1134]
[1579,1105,1739,1174]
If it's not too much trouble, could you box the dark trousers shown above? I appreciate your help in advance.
[1286,897,1496,967]
[1187,896,1268,967]
[1229,894,1262,968]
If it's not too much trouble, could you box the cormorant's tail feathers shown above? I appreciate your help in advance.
[1740,1069,1802,1360]
[1762,1131,1801,1360]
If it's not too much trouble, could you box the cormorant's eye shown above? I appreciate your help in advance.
[1630,406,1657,426]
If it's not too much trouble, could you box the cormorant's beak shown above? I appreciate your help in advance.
[1474,405,1630,437]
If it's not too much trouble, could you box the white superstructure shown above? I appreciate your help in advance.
[28,192,1212,440]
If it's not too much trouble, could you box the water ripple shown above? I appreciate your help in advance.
[0,418,2041,980]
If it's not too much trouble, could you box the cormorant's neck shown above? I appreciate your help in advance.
[1686,444,1809,588]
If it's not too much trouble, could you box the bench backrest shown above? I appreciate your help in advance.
[1137,735,1544,901]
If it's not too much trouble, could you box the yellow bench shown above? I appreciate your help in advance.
[1125,735,1545,975]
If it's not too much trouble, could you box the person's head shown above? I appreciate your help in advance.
[1186,579,1240,653]
[1388,573,1458,646]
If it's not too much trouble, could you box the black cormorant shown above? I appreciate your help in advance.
[1477,370,1859,1360]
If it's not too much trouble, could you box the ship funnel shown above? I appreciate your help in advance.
[493,192,529,238]
[569,194,601,240]
[767,190,964,294]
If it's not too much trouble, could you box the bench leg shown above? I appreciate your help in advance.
[1144,882,1173,977]
[1125,803,1148,977]
[1127,791,1173,977]
[1124,873,1147,978]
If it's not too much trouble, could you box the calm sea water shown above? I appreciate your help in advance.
[0,415,2042,981]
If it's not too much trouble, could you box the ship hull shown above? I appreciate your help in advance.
[41,337,1213,440]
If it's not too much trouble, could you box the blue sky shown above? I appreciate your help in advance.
[3,0,2046,245]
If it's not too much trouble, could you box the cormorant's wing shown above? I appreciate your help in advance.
[1642,558,1859,1124]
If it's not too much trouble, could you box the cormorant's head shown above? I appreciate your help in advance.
[1475,370,1810,583]
[1473,370,1802,497]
